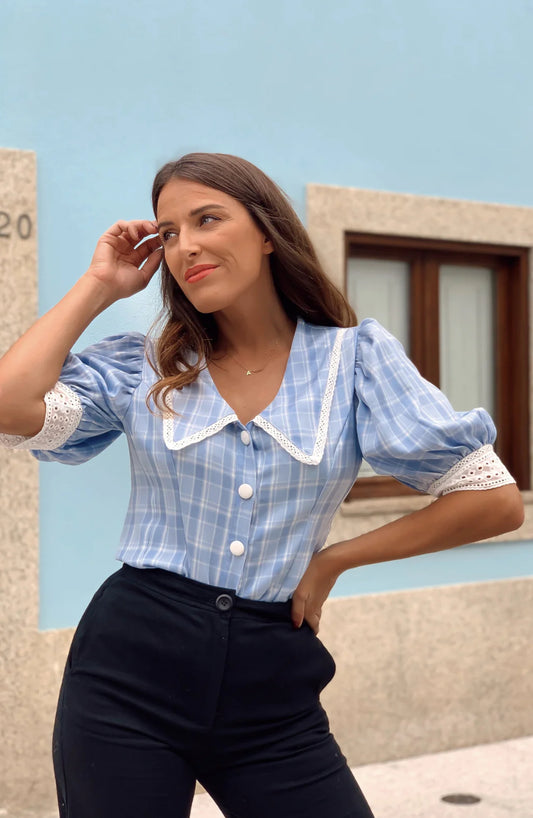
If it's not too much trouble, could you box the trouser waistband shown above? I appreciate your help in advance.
[120,563,293,621]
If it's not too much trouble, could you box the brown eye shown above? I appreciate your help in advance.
[161,230,178,242]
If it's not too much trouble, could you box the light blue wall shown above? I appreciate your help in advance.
[2,0,532,628]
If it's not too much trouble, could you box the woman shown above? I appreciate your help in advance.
[0,153,524,818]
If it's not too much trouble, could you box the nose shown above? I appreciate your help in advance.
[177,227,201,259]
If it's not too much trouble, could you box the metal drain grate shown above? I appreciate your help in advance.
[441,794,482,805]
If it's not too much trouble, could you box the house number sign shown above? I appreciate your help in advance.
[0,210,32,240]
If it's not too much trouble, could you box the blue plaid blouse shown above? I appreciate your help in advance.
[2,318,513,602]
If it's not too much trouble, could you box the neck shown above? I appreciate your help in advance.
[213,298,296,359]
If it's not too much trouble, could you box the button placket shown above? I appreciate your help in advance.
[227,424,256,575]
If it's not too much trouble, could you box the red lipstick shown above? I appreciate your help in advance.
[185,264,218,283]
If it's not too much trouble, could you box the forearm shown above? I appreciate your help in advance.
[325,484,524,576]
[0,274,114,435]
[0,218,161,437]
[293,480,524,631]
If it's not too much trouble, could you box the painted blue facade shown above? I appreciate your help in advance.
[2,0,532,628]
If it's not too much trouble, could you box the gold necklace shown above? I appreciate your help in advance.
[225,352,269,376]
[222,342,282,376]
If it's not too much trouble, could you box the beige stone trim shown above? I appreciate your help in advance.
[0,148,64,812]
[307,183,533,540]
[320,577,533,765]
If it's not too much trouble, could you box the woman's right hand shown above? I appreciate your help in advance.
[84,219,163,302]
[0,220,164,436]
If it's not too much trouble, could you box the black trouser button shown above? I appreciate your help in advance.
[215,594,233,611]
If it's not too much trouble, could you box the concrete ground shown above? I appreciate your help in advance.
[3,735,531,818]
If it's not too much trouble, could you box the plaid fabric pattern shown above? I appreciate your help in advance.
[28,318,496,601]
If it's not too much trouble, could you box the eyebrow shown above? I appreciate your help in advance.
[157,204,228,230]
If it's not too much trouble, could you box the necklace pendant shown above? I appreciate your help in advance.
[246,370,253,376]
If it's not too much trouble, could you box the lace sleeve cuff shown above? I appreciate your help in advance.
[428,444,516,497]
[0,382,82,451]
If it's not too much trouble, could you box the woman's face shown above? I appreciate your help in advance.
[156,178,273,314]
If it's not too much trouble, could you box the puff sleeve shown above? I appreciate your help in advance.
[354,319,515,495]
[0,333,145,465]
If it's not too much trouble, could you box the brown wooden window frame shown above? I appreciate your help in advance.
[345,233,530,501]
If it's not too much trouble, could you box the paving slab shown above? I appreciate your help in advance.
[351,735,533,818]
[2,736,531,818]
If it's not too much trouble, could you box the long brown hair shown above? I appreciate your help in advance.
[147,152,356,413]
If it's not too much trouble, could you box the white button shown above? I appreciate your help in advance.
[240,430,251,445]
[238,483,254,500]
[230,540,245,556]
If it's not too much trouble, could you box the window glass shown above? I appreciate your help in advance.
[347,258,410,353]
[347,258,410,477]
[439,265,495,416]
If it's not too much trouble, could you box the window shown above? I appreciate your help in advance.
[345,234,529,500]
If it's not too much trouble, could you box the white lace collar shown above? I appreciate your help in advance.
[162,319,348,465]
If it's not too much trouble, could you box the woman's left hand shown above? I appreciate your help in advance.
[291,546,341,633]
[290,485,524,635]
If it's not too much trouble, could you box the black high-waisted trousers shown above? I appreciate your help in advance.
[53,563,375,818]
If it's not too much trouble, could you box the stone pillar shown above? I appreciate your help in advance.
[0,148,71,813]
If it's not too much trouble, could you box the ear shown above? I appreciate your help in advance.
[263,236,274,254]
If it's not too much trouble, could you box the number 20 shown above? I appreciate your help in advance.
[0,211,33,240]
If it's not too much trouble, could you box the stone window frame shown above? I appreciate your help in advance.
[307,183,533,539]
